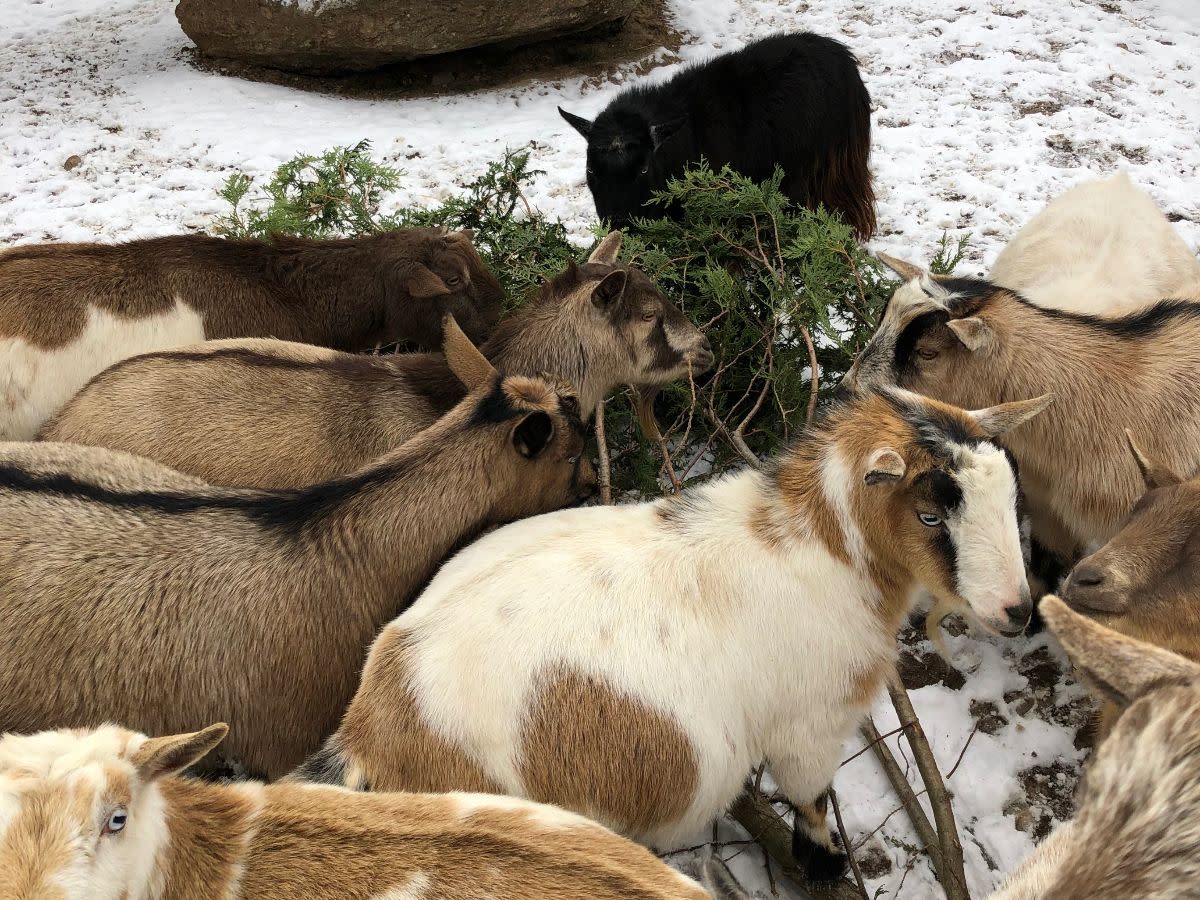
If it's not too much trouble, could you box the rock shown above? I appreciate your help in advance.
[63,155,82,171]
[177,0,640,74]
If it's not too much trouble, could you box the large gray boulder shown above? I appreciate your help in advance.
[176,0,639,74]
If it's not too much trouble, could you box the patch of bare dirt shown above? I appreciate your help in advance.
[182,0,683,100]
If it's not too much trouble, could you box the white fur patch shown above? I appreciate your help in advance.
[819,444,869,566]
[944,442,1028,630]
[371,872,433,900]
[0,300,205,440]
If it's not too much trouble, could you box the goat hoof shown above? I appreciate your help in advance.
[791,827,848,882]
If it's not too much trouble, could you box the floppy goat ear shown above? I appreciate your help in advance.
[133,723,229,782]
[876,252,926,282]
[865,448,906,485]
[1125,429,1183,490]
[513,411,555,459]
[558,107,594,139]
[1041,595,1200,711]
[442,314,496,392]
[969,394,1053,437]
[406,264,451,298]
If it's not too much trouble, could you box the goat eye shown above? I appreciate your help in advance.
[641,312,656,323]
[104,809,127,835]
[445,275,462,287]
[640,164,649,175]
[567,455,579,465]
[917,348,939,360]
[918,512,943,528]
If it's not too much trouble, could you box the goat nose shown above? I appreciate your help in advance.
[1070,564,1106,589]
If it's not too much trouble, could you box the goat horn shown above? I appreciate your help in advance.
[876,252,926,282]
[442,314,496,391]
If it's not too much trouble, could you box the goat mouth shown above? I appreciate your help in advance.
[1060,584,1127,616]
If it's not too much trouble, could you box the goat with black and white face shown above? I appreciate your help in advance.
[295,386,1045,884]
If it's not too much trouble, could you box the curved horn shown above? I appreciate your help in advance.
[442,314,496,391]
[1125,430,1183,490]
[876,252,926,282]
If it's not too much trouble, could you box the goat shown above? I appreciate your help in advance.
[0,321,594,780]
[842,256,1200,577]
[0,228,502,439]
[1057,433,1200,733]
[990,596,1200,899]
[558,32,875,239]
[294,386,1048,883]
[0,722,718,900]
[989,171,1200,316]
[39,231,713,489]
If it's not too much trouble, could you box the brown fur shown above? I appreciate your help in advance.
[41,243,712,490]
[334,628,502,794]
[517,668,700,836]
[846,269,1200,568]
[0,374,593,778]
[0,229,502,352]
[0,784,73,900]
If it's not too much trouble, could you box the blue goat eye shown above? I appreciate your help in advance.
[918,513,943,527]
[105,809,127,834]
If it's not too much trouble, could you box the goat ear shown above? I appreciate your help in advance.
[876,252,926,282]
[444,228,474,244]
[558,107,593,138]
[406,264,451,299]
[649,117,686,150]
[865,448,906,485]
[591,269,628,311]
[132,723,228,782]
[442,314,495,391]
[1125,429,1182,490]
[1041,595,1200,710]
[588,231,623,265]
[946,316,991,351]
[969,394,1053,437]
[513,411,555,459]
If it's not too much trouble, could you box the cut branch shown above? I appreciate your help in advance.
[829,788,868,899]
[728,789,864,900]
[593,399,612,505]
[886,681,970,900]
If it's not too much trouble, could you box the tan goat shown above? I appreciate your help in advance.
[295,385,1047,883]
[0,722,719,899]
[843,257,1200,574]
[989,171,1200,316]
[991,596,1200,899]
[0,320,594,779]
[40,231,713,489]
[0,228,502,439]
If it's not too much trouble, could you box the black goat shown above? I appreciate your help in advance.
[559,32,876,240]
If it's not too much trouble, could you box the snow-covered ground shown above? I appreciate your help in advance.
[3,0,1199,897]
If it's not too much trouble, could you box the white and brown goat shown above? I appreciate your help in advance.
[0,322,594,779]
[843,257,1200,575]
[0,228,502,439]
[991,596,1200,899]
[989,171,1200,316]
[0,722,717,900]
[40,232,713,489]
[295,386,1048,883]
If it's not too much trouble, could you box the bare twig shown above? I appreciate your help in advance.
[728,790,864,900]
[945,720,982,782]
[829,788,869,900]
[839,721,913,769]
[859,720,944,878]
[634,387,683,493]
[886,681,970,900]
[593,400,612,505]
[800,325,821,426]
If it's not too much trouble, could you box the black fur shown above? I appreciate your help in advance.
[290,739,350,786]
[467,376,519,427]
[893,309,949,375]
[559,32,876,238]
[791,821,848,882]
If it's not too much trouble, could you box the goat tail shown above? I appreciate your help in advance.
[695,847,751,899]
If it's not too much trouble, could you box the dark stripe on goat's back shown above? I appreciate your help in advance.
[97,346,401,382]
[0,457,413,534]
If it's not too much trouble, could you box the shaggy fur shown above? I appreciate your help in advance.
[559,32,875,239]
[843,262,1200,569]
[0,724,711,899]
[0,366,594,779]
[0,228,502,439]
[296,387,1045,883]
[989,172,1200,316]
[39,233,712,489]
[992,597,1200,899]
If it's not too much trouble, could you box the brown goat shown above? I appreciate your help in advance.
[0,322,594,779]
[40,231,714,489]
[0,228,502,439]
[1059,433,1200,733]
[991,596,1200,899]
[842,256,1200,576]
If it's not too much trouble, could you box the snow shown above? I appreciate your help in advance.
[3,0,1199,896]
